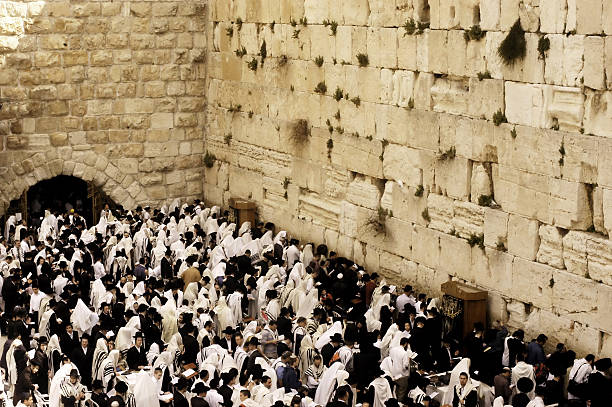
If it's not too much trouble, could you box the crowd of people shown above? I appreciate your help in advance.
[0,199,609,407]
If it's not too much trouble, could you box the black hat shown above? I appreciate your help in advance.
[134,331,144,339]
[330,333,343,343]
[38,336,48,345]
[115,381,129,393]
[517,377,534,393]
[92,380,104,390]
[69,369,80,378]
[193,382,209,394]
[385,399,400,407]
[222,327,234,335]
[249,337,260,346]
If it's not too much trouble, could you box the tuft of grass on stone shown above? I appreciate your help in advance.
[224,133,232,145]
[204,151,216,168]
[235,17,243,31]
[464,25,486,41]
[247,57,258,71]
[314,56,324,67]
[351,96,361,107]
[422,208,431,222]
[437,146,456,161]
[467,233,485,250]
[278,55,288,67]
[414,184,424,197]
[356,53,369,67]
[333,87,344,101]
[498,19,526,66]
[538,36,550,59]
[314,81,327,94]
[259,40,267,63]
[478,195,493,207]
[235,46,247,58]
[493,109,507,126]
[226,26,234,38]
[477,71,492,81]
[290,119,310,144]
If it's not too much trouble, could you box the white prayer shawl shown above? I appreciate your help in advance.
[314,362,345,405]
[116,326,137,351]
[48,335,62,376]
[298,335,317,382]
[71,298,99,336]
[454,377,477,403]
[204,216,219,236]
[209,246,226,269]
[101,350,121,390]
[265,298,280,322]
[7,338,23,386]
[49,363,79,407]
[161,300,178,343]
[227,291,244,326]
[184,281,200,305]
[133,370,160,407]
[380,324,399,358]
[389,345,413,379]
[315,321,343,350]
[512,361,536,399]
[260,231,274,249]
[368,376,394,407]
[213,297,234,336]
[38,210,55,242]
[296,288,319,319]
[153,351,175,376]
[238,221,251,236]
[442,358,471,406]
[255,357,278,392]
[300,244,314,268]
[39,308,54,339]
[5,215,15,240]
[152,236,167,268]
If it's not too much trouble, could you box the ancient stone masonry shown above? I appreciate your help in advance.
[204,0,612,356]
[0,0,207,209]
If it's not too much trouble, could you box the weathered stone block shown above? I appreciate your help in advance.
[537,225,565,269]
[512,257,554,310]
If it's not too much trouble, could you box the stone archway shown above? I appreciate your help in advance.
[0,149,146,216]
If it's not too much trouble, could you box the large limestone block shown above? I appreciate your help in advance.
[439,233,472,280]
[545,86,584,132]
[379,28,398,68]
[427,29,448,74]
[500,0,520,31]
[304,0,328,23]
[562,231,589,277]
[392,70,416,108]
[413,72,435,110]
[484,208,508,248]
[563,35,584,87]
[483,249,514,296]
[480,0,501,30]
[435,157,472,201]
[383,144,434,188]
[335,135,383,178]
[512,257,554,310]
[603,188,612,236]
[228,165,263,202]
[536,225,565,269]
[465,35,487,77]
[431,77,469,116]
[427,193,455,233]
[493,165,551,223]
[339,201,371,238]
[540,0,568,33]
[385,217,414,258]
[405,108,438,150]
[561,133,598,184]
[453,200,485,238]
[416,31,430,72]
[584,91,612,140]
[497,126,562,178]
[411,225,441,269]
[552,269,599,314]
[346,175,382,210]
[585,236,612,286]
[544,34,564,85]
[549,178,592,230]
[575,0,602,35]
[447,30,467,76]
[392,184,429,226]
[368,0,396,27]
[440,116,497,162]
[468,78,505,120]
[598,138,612,188]
[470,163,491,204]
[584,36,605,90]
[592,187,605,234]
[397,30,417,70]
[379,251,404,281]
[505,82,545,127]
[508,214,540,260]
[342,0,370,25]
[336,25,352,62]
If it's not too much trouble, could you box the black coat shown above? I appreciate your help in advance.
[60,331,80,353]
[218,385,233,407]
[182,334,199,365]
[452,387,478,407]
[14,366,35,404]
[190,396,210,407]
[126,345,148,370]
[173,390,189,407]
[71,345,94,385]
[91,391,109,407]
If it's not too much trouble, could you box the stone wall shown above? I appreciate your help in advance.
[204,0,612,356]
[0,0,207,210]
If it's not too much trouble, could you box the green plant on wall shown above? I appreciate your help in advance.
[204,151,216,168]
[314,81,327,94]
[498,19,526,65]
[356,53,369,67]
[314,56,324,67]
[538,36,550,59]
[247,57,258,71]
[235,46,247,58]
[464,25,486,41]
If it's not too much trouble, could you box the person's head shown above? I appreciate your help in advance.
[586,354,596,365]
[66,324,73,334]
[235,333,243,347]
[239,389,251,401]
[81,336,89,348]
[536,334,548,345]
[459,372,468,387]
[69,369,80,384]
[204,321,212,331]
[513,329,525,341]
[534,385,546,398]
[248,337,259,350]
[501,367,511,377]
[154,367,163,380]
[262,375,272,389]
[268,320,277,330]
[281,351,292,363]
[313,354,322,367]
[336,387,349,401]
[297,317,307,327]
[193,382,208,397]
[30,362,40,374]
[555,343,566,353]
[92,380,104,393]
[400,337,409,349]
[20,393,34,407]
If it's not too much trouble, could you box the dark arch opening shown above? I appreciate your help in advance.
[4,176,120,229]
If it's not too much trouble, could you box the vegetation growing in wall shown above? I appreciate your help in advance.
[228,103,242,113]
[510,127,517,139]
[226,26,234,38]
[278,55,288,67]
[498,19,526,65]
[493,109,507,126]
[248,110,253,118]
[351,96,361,107]
[224,133,232,145]
[559,141,565,166]
[333,87,344,101]
[290,119,310,144]
[314,81,327,94]
[464,25,486,41]
[247,57,258,71]
[334,110,341,120]
[403,18,429,36]
[292,29,300,39]
[204,151,216,168]
[290,18,297,27]
[356,53,369,67]
[477,71,492,81]
[269,21,275,32]
[467,233,485,250]
[235,46,247,58]
[478,194,493,207]
[496,240,507,252]
[422,208,430,223]
[259,40,267,63]
[538,36,550,59]
[300,17,308,26]
[283,177,290,189]
[408,98,414,109]
[323,20,338,36]
[414,184,424,197]
[326,138,334,158]
[235,17,243,31]
[437,146,456,161]
[314,56,324,67]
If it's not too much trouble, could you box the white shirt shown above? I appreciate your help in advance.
[284,245,300,270]
[526,396,545,407]
[29,290,46,313]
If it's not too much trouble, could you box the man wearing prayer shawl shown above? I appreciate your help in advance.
[452,372,477,407]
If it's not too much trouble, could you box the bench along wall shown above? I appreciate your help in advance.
[0,0,208,209]
[204,0,612,356]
